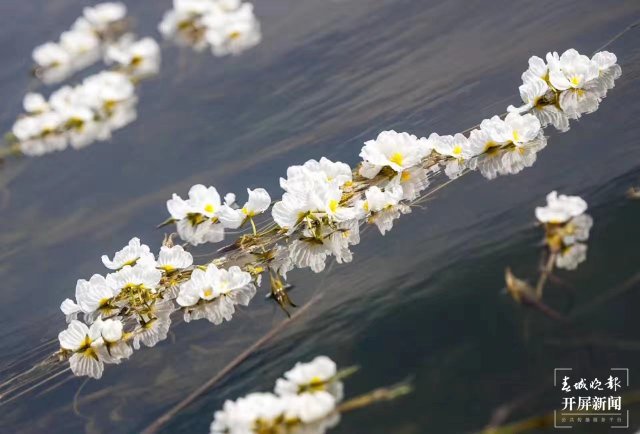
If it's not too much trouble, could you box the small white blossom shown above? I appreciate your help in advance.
[204,3,262,56]
[562,214,593,245]
[105,35,161,77]
[82,2,127,32]
[556,243,587,270]
[156,245,194,272]
[535,191,588,224]
[106,263,163,294]
[101,237,156,270]
[177,264,256,324]
[548,49,599,91]
[480,112,541,147]
[275,356,341,399]
[359,130,431,178]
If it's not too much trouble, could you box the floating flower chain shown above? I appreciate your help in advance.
[209,355,410,434]
[52,48,620,379]
[6,35,160,157]
[159,0,262,56]
[32,2,129,84]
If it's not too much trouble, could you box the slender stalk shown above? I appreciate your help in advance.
[535,252,556,299]
[337,382,412,413]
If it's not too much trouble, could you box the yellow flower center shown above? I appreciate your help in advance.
[452,145,463,156]
[242,207,254,217]
[570,76,581,86]
[204,204,215,214]
[328,199,339,213]
[229,31,241,40]
[363,201,369,212]
[203,288,213,298]
[389,152,404,166]
[400,171,411,182]
[512,130,520,142]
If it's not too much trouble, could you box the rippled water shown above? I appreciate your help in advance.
[1,0,640,433]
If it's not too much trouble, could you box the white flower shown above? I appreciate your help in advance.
[106,263,163,294]
[105,36,161,77]
[187,184,222,218]
[58,320,105,378]
[83,2,127,31]
[60,298,81,323]
[556,243,587,270]
[549,49,599,91]
[429,132,484,160]
[395,166,430,201]
[167,185,233,245]
[32,42,72,83]
[60,29,101,70]
[531,104,570,132]
[359,130,431,178]
[591,51,617,72]
[177,218,226,245]
[75,274,118,317]
[283,392,337,424]
[275,356,339,397]
[480,112,541,147]
[23,93,49,114]
[204,3,262,56]
[132,301,174,349]
[281,158,352,192]
[82,71,136,113]
[508,77,550,113]
[535,191,588,224]
[101,237,156,270]
[157,245,194,272]
[177,264,256,324]
[218,188,271,229]
[561,213,593,245]
[92,317,133,364]
[521,55,549,84]
[288,238,331,273]
[362,181,403,214]
[210,392,286,434]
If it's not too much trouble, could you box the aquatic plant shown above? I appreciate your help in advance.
[48,48,620,379]
[6,35,160,157]
[159,0,262,55]
[505,191,593,315]
[32,2,129,84]
[209,355,410,434]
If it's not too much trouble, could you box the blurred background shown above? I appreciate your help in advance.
[1,0,640,432]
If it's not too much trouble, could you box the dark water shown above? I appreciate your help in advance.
[1,0,640,433]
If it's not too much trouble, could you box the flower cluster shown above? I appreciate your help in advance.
[536,191,592,270]
[11,34,160,157]
[166,184,271,246]
[11,70,137,156]
[32,2,128,84]
[509,49,621,132]
[58,238,195,378]
[159,0,261,56]
[53,48,620,378]
[211,356,343,434]
[104,34,161,79]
